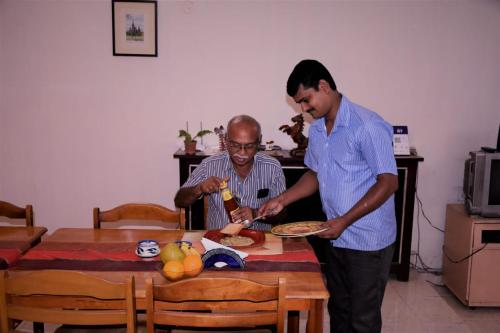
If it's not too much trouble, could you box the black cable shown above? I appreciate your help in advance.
[410,251,441,274]
[442,243,488,264]
[411,171,441,273]
[416,191,444,233]
[426,279,446,287]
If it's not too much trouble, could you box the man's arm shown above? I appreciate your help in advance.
[174,176,228,208]
[318,173,398,239]
[174,185,203,208]
[258,170,319,217]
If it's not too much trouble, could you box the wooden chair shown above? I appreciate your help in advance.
[93,203,185,230]
[203,195,209,229]
[0,201,33,227]
[145,277,286,333]
[0,270,136,333]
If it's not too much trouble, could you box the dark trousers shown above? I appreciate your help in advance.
[323,243,394,333]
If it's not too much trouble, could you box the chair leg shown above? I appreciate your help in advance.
[33,322,44,333]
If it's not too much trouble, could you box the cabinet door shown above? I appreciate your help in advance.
[468,221,500,304]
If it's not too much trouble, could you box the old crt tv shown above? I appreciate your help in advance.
[464,151,500,217]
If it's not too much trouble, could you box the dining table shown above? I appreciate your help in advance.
[0,226,47,269]
[8,227,329,333]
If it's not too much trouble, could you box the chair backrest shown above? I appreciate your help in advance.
[203,195,209,229]
[0,201,33,227]
[145,277,286,333]
[0,270,136,333]
[93,203,185,230]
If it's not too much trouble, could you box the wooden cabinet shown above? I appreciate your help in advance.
[442,204,500,306]
[174,149,423,281]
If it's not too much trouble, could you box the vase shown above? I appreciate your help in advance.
[184,140,197,155]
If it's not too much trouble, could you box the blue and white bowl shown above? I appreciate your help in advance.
[136,240,160,258]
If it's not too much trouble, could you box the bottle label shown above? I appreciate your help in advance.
[222,190,232,201]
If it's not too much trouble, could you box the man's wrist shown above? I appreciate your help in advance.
[277,193,288,207]
[194,184,204,199]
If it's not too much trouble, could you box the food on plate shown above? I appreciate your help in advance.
[220,235,254,247]
[220,222,244,236]
[271,221,326,236]
[204,229,265,249]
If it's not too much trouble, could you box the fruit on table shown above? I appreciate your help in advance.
[183,254,203,277]
[160,242,186,264]
[179,241,192,256]
[163,260,184,281]
[160,241,204,280]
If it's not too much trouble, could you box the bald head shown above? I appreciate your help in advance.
[227,115,262,140]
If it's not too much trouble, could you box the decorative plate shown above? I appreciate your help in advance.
[271,221,327,237]
[204,229,265,249]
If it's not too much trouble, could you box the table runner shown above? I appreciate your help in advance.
[11,237,320,272]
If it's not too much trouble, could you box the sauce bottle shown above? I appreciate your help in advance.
[220,180,240,223]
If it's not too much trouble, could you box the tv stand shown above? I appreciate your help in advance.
[443,204,500,307]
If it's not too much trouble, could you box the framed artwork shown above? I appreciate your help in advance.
[112,0,157,57]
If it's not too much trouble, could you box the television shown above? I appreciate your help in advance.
[463,151,500,217]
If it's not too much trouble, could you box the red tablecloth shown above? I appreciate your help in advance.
[11,239,320,272]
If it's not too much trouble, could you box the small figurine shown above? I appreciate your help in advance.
[214,125,226,151]
[279,114,308,156]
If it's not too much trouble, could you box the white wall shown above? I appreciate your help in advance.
[1,0,499,269]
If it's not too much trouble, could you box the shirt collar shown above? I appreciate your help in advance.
[310,94,350,133]
[334,95,350,128]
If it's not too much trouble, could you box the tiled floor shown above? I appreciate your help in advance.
[15,269,500,333]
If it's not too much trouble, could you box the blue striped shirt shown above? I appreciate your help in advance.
[305,96,398,251]
[182,151,286,230]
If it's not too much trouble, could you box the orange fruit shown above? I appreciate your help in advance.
[183,254,203,277]
[163,260,184,281]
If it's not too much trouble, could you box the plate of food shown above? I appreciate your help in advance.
[271,221,327,237]
[204,229,265,249]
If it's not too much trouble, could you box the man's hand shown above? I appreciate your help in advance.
[231,206,254,225]
[198,176,229,195]
[316,217,350,239]
[258,196,284,219]
[174,176,230,207]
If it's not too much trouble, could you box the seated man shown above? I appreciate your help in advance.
[174,115,286,230]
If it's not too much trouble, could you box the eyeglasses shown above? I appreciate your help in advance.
[226,140,260,151]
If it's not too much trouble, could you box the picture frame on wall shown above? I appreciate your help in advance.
[112,0,157,57]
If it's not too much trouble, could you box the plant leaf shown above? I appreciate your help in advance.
[178,129,192,142]
[194,129,212,139]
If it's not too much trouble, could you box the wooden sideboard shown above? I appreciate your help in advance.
[442,204,500,307]
[174,149,423,281]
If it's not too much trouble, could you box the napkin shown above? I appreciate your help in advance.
[201,237,248,267]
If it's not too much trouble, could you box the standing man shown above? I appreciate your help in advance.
[259,60,398,333]
[175,115,286,230]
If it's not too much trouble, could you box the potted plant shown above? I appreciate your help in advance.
[178,128,212,155]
